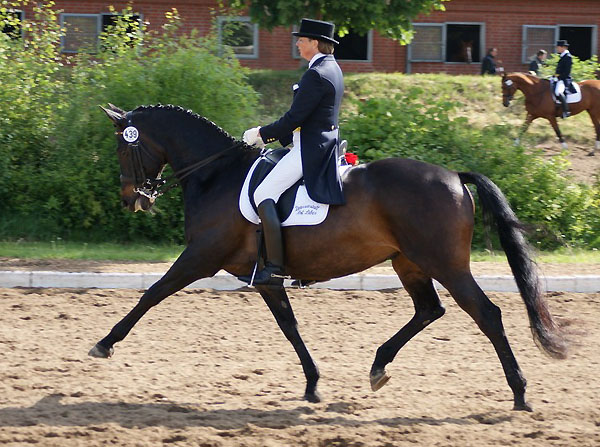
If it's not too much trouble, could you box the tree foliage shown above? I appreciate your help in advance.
[225,0,448,42]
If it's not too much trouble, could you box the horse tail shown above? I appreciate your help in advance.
[458,171,568,359]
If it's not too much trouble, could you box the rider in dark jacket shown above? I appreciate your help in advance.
[554,40,573,118]
[239,19,344,286]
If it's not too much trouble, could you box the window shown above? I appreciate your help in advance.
[217,16,258,59]
[61,14,100,53]
[522,25,597,62]
[409,24,443,61]
[60,13,142,53]
[1,10,24,39]
[410,23,484,63]
[292,28,372,62]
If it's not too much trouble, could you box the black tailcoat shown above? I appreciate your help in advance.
[260,55,345,205]
[555,51,573,81]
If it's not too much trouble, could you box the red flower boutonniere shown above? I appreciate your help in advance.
[344,152,359,166]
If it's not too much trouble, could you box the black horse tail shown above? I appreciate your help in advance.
[459,171,568,359]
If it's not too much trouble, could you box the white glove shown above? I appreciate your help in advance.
[243,127,265,148]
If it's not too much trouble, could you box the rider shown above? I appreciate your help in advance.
[240,18,345,286]
[554,40,573,118]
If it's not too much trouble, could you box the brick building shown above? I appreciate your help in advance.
[5,0,599,73]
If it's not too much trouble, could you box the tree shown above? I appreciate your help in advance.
[225,0,449,42]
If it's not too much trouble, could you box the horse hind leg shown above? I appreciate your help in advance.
[256,285,321,403]
[370,256,445,392]
[443,273,531,411]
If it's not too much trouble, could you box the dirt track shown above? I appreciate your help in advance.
[0,286,598,446]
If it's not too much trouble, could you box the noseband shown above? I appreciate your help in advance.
[116,113,244,199]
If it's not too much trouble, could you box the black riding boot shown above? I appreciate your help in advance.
[239,199,285,287]
[559,94,570,119]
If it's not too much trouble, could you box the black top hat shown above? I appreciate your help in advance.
[292,18,339,45]
[556,40,570,47]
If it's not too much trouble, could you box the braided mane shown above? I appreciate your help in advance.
[132,104,253,150]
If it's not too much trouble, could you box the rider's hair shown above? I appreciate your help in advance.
[537,49,547,56]
[316,40,334,54]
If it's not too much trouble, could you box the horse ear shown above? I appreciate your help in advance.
[99,105,126,124]
[107,103,126,114]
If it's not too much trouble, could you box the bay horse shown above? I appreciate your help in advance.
[501,72,600,156]
[91,103,568,411]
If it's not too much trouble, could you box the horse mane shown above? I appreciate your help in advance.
[132,104,254,150]
[508,72,543,85]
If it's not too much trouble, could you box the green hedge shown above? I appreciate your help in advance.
[0,3,257,242]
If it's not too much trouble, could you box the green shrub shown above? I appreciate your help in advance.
[0,2,258,242]
[539,54,599,80]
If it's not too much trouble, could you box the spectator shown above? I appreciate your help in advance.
[528,49,547,76]
[481,48,502,75]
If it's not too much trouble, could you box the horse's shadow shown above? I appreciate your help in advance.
[0,394,510,430]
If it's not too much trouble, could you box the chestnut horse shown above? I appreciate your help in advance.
[90,103,567,411]
[501,72,600,156]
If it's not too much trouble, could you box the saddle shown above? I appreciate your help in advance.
[550,79,582,104]
[247,148,303,221]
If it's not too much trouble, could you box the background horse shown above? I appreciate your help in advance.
[502,72,600,156]
[91,103,568,411]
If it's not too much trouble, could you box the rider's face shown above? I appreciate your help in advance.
[296,37,319,62]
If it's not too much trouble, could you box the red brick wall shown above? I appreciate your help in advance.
[408,0,600,74]
[19,0,600,74]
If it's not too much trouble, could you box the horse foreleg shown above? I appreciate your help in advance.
[89,246,216,358]
[548,116,568,149]
[588,111,599,156]
[515,114,534,146]
[370,256,445,392]
[444,274,531,411]
[256,285,321,403]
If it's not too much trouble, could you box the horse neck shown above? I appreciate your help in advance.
[141,109,259,185]
[513,74,542,96]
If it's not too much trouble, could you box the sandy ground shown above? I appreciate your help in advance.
[538,142,600,185]
[0,285,598,447]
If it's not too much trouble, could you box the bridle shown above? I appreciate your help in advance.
[502,78,516,104]
[115,113,245,200]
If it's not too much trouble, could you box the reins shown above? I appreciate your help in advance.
[116,114,245,199]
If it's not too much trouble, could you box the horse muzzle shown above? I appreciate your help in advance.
[121,194,154,212]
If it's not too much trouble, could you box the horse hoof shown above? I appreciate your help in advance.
[587,151,595,157]
[304,391,322,403]
[370,369,391,391]
[513,401,533,412]
[88,343,114,358]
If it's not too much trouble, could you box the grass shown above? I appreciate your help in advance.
[247,71,597,147]
[0,241,183,262]
[0,241,598,264]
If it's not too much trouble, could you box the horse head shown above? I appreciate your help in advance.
[501,74,517,107]
[100,104,166,212]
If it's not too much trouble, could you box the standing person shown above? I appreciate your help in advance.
[528,49,547,76]
[554,40,573,118]
[481,48,499,75]
[239,18,344,286]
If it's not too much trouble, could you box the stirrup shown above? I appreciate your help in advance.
[238,262,288,287]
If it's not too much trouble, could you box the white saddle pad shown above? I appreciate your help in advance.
[239,156,351,227]
[553,82,582,104]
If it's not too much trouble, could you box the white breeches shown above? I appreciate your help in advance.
[254,132,303,205]
[555,80,565,96]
